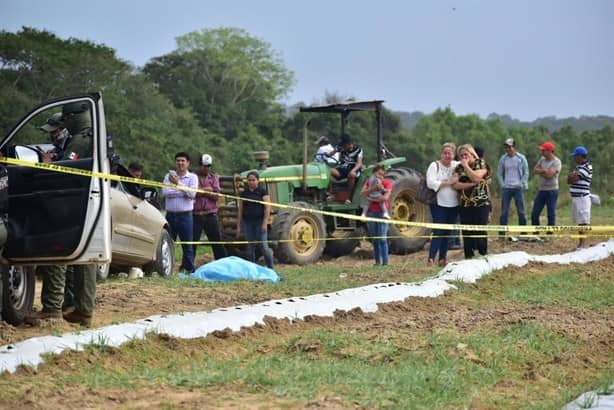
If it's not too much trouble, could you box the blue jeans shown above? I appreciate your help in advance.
[500,188,527,230]
[428,205,459,261]
[367,211,389,265]
[531,190,559,226]
[241,218,274,269]
[166,211,195,272]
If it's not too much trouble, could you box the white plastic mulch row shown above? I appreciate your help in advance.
[563,386,614,410]
[0,239,612,377]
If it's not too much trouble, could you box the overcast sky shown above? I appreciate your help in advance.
[1,0,612,120]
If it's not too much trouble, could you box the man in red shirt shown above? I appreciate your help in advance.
[193,154,227,260]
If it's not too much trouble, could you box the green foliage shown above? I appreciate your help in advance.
[143,27,295,138]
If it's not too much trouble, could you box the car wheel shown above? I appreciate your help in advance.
[1,265,35,325]
[143,229,174,277]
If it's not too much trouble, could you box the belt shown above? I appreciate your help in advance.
[166,210,192,215]
[571,193,589,197]
[193,211,217,216]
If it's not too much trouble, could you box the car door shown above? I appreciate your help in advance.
[0,93,111,265]
[111,165,159,263]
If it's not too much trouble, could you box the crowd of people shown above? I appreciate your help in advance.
[425,139,593,267]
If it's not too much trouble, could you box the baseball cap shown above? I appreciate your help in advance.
[538,141,555,152]
[200,154,213,166]
[314,135,329,145]
[40,112,63,132]
[503,138,515,147]
[570,146,588,157]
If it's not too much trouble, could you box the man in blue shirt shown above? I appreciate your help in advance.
[496,138,529,238]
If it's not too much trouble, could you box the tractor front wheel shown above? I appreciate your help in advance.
[270,202,326,265]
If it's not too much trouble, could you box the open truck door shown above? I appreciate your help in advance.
[0,93,111,324]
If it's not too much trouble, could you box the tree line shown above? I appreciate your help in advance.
[1,27,612,202]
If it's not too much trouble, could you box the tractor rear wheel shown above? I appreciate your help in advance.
[385,167,431,254]
[270,202,326,265]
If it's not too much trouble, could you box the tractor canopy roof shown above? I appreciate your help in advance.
[299,100,385,114]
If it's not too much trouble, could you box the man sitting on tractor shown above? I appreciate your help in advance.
[329,133,363,203]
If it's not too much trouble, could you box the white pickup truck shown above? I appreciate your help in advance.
[0,93,174,325]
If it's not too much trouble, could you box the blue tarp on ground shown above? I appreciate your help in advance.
[180,256,280,283]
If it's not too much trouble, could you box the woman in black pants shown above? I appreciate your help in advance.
[453,144,491,258]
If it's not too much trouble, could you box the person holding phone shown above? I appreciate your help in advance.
[162,152,199,273]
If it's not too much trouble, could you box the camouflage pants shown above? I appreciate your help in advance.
[38,264,96,315]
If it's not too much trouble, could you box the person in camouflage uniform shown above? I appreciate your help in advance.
[25,101,96,327]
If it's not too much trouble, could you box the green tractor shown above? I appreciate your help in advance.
[218,100,431,265]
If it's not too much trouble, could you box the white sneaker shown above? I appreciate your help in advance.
[383,212,391,219]
[361,212,367,218]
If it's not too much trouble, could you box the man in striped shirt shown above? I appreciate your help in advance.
[567,146,592,249]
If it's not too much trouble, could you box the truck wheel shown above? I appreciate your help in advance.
[385,167,431,254]
[143,229,174,276]
[324,227,364,257]
[2,265,35,326]
[96,263,110,282]
[270,202,326,265]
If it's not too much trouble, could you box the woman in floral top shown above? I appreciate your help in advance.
[453,144,491,259]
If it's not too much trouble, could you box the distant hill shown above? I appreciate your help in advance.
[394,110,614,132]
[485,113,614,132]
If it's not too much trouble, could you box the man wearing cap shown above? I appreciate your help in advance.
[39,112,72,162]
[314,135,339,165]
[496,138,529,236]
[193,154,227,261]
[530,141,561,228]
[568,146,592,249]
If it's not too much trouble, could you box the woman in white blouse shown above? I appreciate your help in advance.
[426,142,460,266]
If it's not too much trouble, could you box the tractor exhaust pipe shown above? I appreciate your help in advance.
[302,119,311,191]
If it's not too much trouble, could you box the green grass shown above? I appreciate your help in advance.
[503,269,614,312]
[457,265,614,312]
[32,322,591,409]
